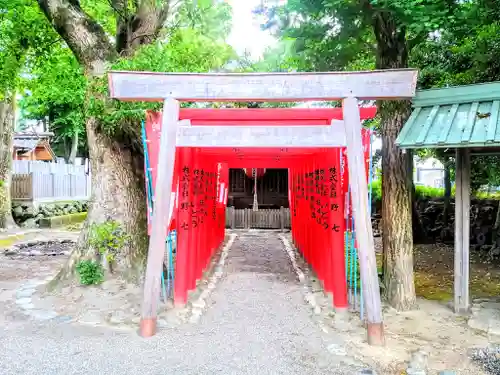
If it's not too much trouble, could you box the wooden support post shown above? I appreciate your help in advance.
[140,97,180,338]
[244,208,250,229]
[230,206,235,229]
[454,148,471,314]
[342,97,384,346]
[280,206,285,232]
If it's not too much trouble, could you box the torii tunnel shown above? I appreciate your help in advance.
[143,107,376,310]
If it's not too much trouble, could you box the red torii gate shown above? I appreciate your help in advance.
[108,69,418,346]
[143,107,376,309]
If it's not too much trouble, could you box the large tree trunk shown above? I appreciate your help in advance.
[55,118,148,282]
[406,149,428,243]
[0,99,17,229]
[372,12,417,310]
[37,0,172,284]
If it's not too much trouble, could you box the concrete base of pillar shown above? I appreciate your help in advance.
[139,318,157,338]
[367,322,385,346]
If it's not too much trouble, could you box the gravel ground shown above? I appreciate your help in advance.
[470,346,500,374]
[0,231,365,375]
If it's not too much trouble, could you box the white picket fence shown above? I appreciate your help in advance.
[11,160,91,202]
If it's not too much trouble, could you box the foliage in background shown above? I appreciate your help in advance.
[410,1,500,190]
[21,46,87,158]
[411,1,500,89]
[0,0,59,96]
[18,0,235,158]
[258,0,456,73]
[86,28,235,144]
[370,180,500,203]
[177,0,233,41]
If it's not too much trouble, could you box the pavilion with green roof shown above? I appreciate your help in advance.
[396,81,500,314]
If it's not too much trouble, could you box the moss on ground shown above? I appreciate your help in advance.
[0,234,26,249]
[0,238,14,248]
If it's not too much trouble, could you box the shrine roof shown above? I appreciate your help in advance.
[396,81,500,151]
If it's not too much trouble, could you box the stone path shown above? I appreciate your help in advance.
[0,230,368,375]
[0,230,79,325]
[190,230,367,374]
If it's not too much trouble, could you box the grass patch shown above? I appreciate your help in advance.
[414,271,452,301]
[65,223,83,231]
[0,234,26,249]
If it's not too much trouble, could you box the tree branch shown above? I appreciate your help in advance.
[109,0,128,19]
[36,0,117,73]
[113,0,131,53]
[120,0,173,54]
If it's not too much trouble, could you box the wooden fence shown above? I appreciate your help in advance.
[225,207,291,230]
[12,160,87,175]
[11,161,91,202]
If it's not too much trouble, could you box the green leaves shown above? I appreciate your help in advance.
[76,260,104,285]
[13,0,235,154]
[0,0,58,95]
[80,0,117,36]
[175,0,233,41]
[20,45,86,156]
[86,28,234,138]
[262,0,459,73]
[89,220,130,264]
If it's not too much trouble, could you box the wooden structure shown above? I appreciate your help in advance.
[226,207,291,229]
[109,69,418,344]
[11,160,91,203]
[396,81,500,314]
[228,168,289,209]
[12,131,56,161]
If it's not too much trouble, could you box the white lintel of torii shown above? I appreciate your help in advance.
[108,69,418,101]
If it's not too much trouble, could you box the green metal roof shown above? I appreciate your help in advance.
[396,81,500,149]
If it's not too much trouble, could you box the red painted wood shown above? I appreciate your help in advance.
[329,149,347,309]
[189,148,200,290]
[145,108,376,310]
[174,147,192,306]
[178,107,377,123]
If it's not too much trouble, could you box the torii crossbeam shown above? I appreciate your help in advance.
[108,69,418,346]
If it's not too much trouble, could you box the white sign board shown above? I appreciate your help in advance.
[108,69,418,101]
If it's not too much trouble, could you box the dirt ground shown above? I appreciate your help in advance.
[303,237,495,374]
[374,237,500,301]
[0,249,67,325]
[1,229,500,374]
